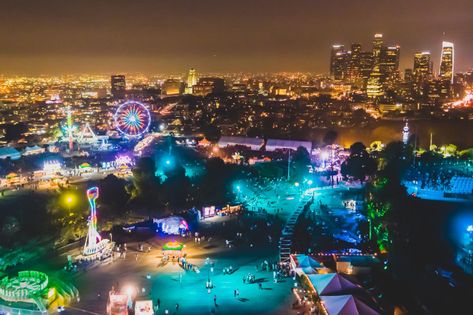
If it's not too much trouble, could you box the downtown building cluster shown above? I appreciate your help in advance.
[330,34,458,105]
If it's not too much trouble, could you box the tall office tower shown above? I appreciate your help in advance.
[439,41,454,83]
[367,65,384,99]
[372,33,384,65]
[413,52,432,81]
[348,43,362,83]
[413,51,432,95]
[185,68,198,94]
[111,75,126,99]
[397,69,414,101]
[330,45,347,80]
[381,46,401,87]
[359,51,374,88]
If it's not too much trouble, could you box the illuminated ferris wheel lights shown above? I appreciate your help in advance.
[114,101,151,137]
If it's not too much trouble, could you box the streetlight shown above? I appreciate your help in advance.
[63,194,75,213]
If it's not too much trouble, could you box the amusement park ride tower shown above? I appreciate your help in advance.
[67,106,74,152]
[83,187,111,257]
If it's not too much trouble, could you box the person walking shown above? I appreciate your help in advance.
[213,295,217,306]
[175,303,179,312]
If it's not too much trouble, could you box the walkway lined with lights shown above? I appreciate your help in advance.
[279,189,314,264]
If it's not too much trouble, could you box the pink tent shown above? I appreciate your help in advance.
[321,295,380,315]
[307,273,359,295]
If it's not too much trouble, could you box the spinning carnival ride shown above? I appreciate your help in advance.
[114,101,151,137]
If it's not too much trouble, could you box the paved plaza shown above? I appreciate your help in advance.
[64,234,296,315]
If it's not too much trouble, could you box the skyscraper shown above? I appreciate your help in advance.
[380,46,400,88]
[413,51,432,95]
[185,68,198,94]
[359,51,374,88]
[439,41,454,83]
[330,45,347,80]
[348,43,362,84]
[111,75,126,99]
[372,33,384,65]
[413,52,432,80]
[367,65,384,99]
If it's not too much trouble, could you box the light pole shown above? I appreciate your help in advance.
[287,150,291,181]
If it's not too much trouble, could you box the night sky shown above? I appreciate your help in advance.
[0,0,472,75]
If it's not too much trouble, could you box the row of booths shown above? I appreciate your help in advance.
[290,254,382,315]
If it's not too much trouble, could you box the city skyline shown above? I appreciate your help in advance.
[0,0,472,75]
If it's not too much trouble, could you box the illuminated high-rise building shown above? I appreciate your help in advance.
[413,51,432,95]
[111,75,126,99]
[367,65,384,99]
[359,51,374,88]
[348,43,362,84]
[380,45,400,88]
[413,52,432,80]
[185,68,198,94]
[372,33,384,65]
[330,45,347,80]
[439,41,454,83]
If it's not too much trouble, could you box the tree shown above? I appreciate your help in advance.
[130,157,162,208]
[350,142,366,155]
[196,157,235,205]
[162,164,192,210]
[4,123,28,142]
[341,142,376,182]
[292,146,311,180]
[201,124,221,142]
[323,130,338,146]
[369,141,383,152]
[99,175,130,214]
[381,141,413,181]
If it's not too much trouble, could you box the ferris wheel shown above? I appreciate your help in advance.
[114,101,151,137]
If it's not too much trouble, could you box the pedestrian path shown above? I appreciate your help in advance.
[279,189,314,264]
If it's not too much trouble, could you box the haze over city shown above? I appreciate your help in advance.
[0,0,472,74]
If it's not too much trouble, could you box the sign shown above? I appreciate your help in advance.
[202,206,216,218]
[135,300,154,315]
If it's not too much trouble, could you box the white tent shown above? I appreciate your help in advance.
[307,273,359,295]
[320,295,380,315]
[265,139,312,152]
[153,216,189,235]
[291,254,325,275]
[218,136,264,151]
[22,145,45,156]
